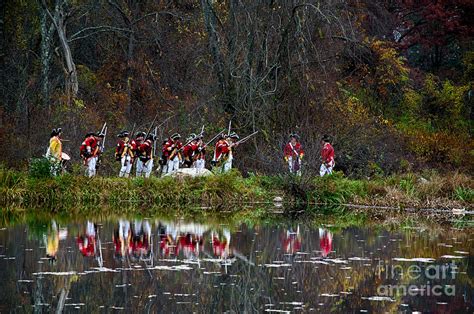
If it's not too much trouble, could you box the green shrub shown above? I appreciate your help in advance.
[29,158,52,179]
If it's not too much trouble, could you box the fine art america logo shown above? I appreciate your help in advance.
[376,260,457,297]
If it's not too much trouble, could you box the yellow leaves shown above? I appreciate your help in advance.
[370,40,410,95]
[73,98,85,109]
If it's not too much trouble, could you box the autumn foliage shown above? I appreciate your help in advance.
[0,0,472,176]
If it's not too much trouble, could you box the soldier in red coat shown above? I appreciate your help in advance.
[80,131,105,177]
[194,134,206,169]
[163,133,182,174]
[182,133,198,168]
[320,135,335,176]
[137,134,155,178]
[283,133,304,175]
[131,131,146,177]
[115,131,134,177]
[212,132,239,172]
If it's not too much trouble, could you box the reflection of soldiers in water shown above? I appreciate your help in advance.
[44,220,68,263]
[77,221,97,257]
[113,219,132,259]
[319,228,333,257]
[178,233,203,260]
[130,220,152,262]
[157,222,206,259]
[212,229,233,259]
[282,225,302,256]
[45,220,59,261]
[158,224,178,258]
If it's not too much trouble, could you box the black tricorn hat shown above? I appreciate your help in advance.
[171,133,181,140]
[229,132,239,139]
[187,133,197,142]
[290,133,300,139]
[96,131,106,138]
[51,128,59,137]
[135,131,146,138]
[86,132,95,137]
[146,134,156,141]
[117,131,129,138]
[321,134,331,143]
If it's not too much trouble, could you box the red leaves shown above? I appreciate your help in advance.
[396,0,470,48]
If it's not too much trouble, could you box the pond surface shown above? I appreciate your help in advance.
[0,216,473,313]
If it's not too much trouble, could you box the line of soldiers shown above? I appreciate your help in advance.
[46,125,333,177]
[111,130,241,178]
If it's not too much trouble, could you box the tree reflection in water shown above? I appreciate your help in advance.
[0,217,472,313]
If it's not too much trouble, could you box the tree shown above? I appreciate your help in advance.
[41,0,79,102]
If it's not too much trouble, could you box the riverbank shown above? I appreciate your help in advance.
[0,167,472,212]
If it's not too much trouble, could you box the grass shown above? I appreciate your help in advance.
[0,167,472,212]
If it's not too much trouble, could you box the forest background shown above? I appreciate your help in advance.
[0,0,473,177]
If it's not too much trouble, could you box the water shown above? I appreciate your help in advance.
[0,216,472,313]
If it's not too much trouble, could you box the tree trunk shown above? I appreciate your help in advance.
[56,14,78,100]
[40,7,55,109]
[201,0,232,112]
[126,29,134,117]
[42,0,79,102]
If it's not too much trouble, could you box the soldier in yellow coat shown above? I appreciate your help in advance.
[46,128,63,176]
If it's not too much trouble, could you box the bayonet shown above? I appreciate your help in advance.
[232,131,258,146]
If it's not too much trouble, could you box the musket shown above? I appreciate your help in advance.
[227,120,232,136]
[177,125,207,152]
[100,126,108,153]
[232,131,259,146]
[96,124,107,170]
[152,126,158,156]
[123,123,136,167]
[204,129,226,148]
[145,112,160,138]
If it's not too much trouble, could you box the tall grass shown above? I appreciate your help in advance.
[0,168,471,210]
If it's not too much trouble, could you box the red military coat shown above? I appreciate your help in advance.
[163,139,182,160]
[321,142,335,166]
[131,136,144,157]
[183,142,199,160]
[115,138,134,158]
[80,136,99,157]
[213,139,231,161]
[284,142,304,159]
[139,139,153,160]
[77,236,96,257]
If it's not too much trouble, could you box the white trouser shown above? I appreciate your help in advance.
[222,157,233,173]
[288,157,301,176]
[119,219,130,240]
[320,163,334,176]
[136,160,144,177]
[160,162,168,175]
[119,156,132,177]
[143,159,153,178]
[86,156,97,177]
[86,221,96,237]
[194,159,205,169]
[134,220,142,234]
[143,221,151,237]
[167,156,180,174]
